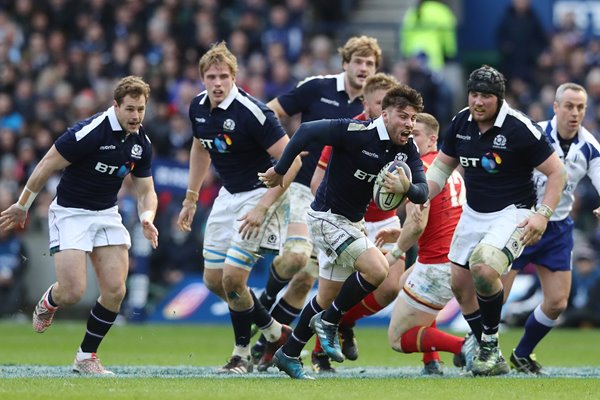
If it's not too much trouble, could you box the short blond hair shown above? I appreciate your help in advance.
[113,76,150,105]
[338,36,382,69]
[198,41,238,79]
[415,112,439,136]
[363,73,399,96]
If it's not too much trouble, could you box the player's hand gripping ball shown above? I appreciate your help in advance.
[373,160,412,211]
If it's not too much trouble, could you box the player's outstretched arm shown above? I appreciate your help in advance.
[425,151,458,199]
[259,120,331,188]
[0,145,70,231]
[386,201,431,264]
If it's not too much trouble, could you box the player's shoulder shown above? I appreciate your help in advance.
[501,103,543,139]
[449,107,471,125]
[64,110,111,142]
[579,127,600,148]
[234,88,272,125]
[189,90,208,110]
[137,126,153,146]
[578,127,600,161]
[296,73,341,89]
[345,117,373,131]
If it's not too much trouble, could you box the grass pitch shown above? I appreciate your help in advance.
[1,321,598,399]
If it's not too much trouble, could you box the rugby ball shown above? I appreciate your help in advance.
[373,160,412,211]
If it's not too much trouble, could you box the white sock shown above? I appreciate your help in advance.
[76,348,95,361]
[262,319,283,342]
[232,345,251,358]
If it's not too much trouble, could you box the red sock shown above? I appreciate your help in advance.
[313,336,323,353]
[400,326,463,354]
[423,351,440,363]
[340,292,385,328]
[423,320,440,363]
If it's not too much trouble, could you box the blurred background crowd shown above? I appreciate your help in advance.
[0,0,599,327]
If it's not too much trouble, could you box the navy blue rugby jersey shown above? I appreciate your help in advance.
[276,72,364,187]
[275,117,427,222]
[189,85,287,194]
[441,101,554,213]
[54,106,153,211]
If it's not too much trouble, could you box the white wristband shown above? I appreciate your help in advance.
[16,186,38,211]
[139,210,155,223]
[390,244,405,260]
[536,204,553,219]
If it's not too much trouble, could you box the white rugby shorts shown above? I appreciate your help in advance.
[307,209,374,282]
[203,186,289,270]
[448,203,532,269]
[48,199,131,253]
[399,260,453,314]
[288,182,313,225]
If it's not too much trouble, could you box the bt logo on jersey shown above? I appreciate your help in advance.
[95,161,134,177]
[481,152,502,173]
[459,152,502,173]
[199,133,233,153]
[353,169,377,182]
[459,156,480,168]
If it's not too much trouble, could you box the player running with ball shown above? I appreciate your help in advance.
[259,84,428,379]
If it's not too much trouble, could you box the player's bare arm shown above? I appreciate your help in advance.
[132,175,159,249]
[519,152,567,246]
[310,165,325,196]
[178,138,211,232]
[0,145,70,231]
[425,151,458,199]
[385,200,431,264]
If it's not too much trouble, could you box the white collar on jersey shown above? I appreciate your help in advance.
[336,72,345,92]
[374,115,389,140]
[107,105,123,131]
[198,84,239,110]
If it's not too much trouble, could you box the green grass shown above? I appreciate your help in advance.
[1,322,599,399]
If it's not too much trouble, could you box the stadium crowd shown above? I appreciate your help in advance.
[0,0,599,328]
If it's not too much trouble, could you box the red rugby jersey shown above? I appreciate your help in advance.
[417,151,464,264]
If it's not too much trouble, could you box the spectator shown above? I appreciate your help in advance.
[561,246,600,327]
[0,92,24,133]
[400,0,457,72]
[262,5,303,63]
[497,0,548,83]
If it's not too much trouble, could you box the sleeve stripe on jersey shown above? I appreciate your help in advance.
[581,129,600,160]
[236,93,266,125]
[75,112,107,141]
[507,108,542,140]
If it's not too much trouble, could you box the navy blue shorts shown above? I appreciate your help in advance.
[511,218,573,272]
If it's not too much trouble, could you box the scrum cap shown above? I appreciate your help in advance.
[467,65,506,100]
